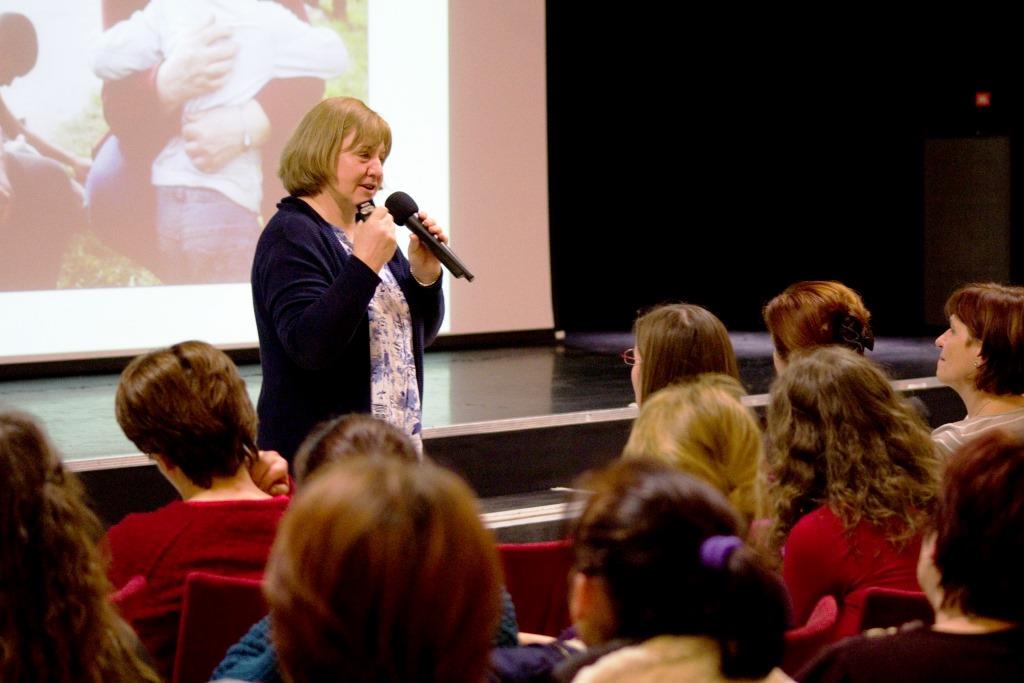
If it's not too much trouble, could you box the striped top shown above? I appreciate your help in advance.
[932,407,1024,456]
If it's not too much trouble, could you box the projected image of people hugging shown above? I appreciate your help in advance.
[89,0,352,284]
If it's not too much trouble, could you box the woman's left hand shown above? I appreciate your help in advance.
[250,449,291,496]
[183,100,270,173]
[408,211,447,285]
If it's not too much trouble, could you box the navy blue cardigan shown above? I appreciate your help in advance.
[251,197,444,461]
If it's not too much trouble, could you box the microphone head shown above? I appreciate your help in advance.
[384,191,418,225]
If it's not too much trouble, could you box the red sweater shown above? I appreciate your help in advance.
[783,506,922,640]
[106,497,289,679]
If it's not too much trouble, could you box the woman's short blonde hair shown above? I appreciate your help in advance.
[622,374,765,524]
[279,97,392,197]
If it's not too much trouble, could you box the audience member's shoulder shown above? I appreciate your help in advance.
[107,500,188,538]
[797,622,1024,683]
[797,625,914,683]
[789,506,842,537]
[930,418,974,457]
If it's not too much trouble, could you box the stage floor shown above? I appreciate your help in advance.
[0,332,943,463]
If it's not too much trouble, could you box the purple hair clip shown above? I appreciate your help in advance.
[699,535,743,570]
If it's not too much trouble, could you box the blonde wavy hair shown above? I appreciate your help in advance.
[765,347,939,555]
[622,374,766,525]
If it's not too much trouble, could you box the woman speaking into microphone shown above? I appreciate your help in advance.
[251,97,446,461]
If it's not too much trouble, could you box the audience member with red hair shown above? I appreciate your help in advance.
[0,410,161,683]
[767,347,939,639]
[799,429,1024,682]
[763,280,874,373]
[932,282,1024,456]
[265,457,502,683]
[107,340,289,678]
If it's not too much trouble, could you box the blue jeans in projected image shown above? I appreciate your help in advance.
[156,186,259,284]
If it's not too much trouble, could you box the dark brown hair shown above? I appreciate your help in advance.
[943,282,1024,395]
[115,340,258,488]
[633,303,740,404]
[763,280,873,361]
[0,13,38,81]
[0,411,161,683]
[266,459,501,683]
[293,413,419,487]
[571,459,788,679]
[766,347,939,554]
[933,430,1024,621]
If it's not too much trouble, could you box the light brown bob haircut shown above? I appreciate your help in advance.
[943,282,1024,395]
[622,374,765,524]
[293,413,419,488]
[763,280,873,361]
[279,96,393,197]
[633,303,740,405]
[115,340,258,489]
[266,458,502,683]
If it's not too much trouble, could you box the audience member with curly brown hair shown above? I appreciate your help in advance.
[799,430,1024,682]
[767,347,939,639]
[0,410,161,683]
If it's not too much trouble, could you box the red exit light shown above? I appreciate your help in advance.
[976,91,992,108]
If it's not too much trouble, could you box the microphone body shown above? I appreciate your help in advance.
[385,192,474,281]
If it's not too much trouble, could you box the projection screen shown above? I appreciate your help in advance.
[0,0,552,364]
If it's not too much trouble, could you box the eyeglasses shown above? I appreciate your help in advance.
[621,348,639,366]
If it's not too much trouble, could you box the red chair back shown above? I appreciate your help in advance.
[498,539,574,636]
[782,594,839,674]
[858,586,933,632]
[171,572,267,683]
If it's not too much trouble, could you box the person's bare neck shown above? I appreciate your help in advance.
[178,468,272,503]
[963,390,1024,419]
[933,605,1018,634]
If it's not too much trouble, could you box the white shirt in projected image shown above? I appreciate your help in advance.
[91,0,347,213]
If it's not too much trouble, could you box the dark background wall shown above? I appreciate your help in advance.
[546,9,1023,335]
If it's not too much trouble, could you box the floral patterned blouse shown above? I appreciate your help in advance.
[334,228,422,452]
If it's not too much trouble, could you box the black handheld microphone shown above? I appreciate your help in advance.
[385,191,474,281]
